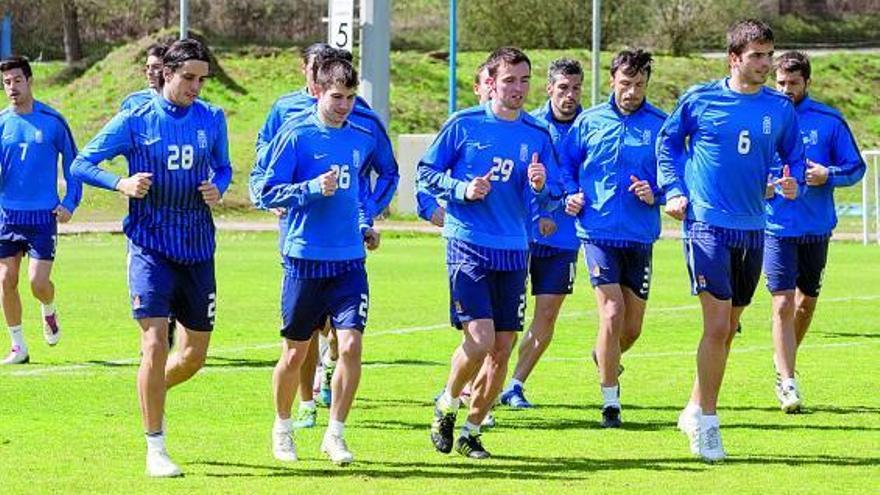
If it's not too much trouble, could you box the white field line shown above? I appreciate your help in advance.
[8,295,880,377]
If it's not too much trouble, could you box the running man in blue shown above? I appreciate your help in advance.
[71,39,232,477]
[120,43,166,112]
[0,57,81,365]
[420,47,555,459]
[558,50,667,428]
[657,20,803,461]
[500,57,583,410]
[765,51,865,413]
[259,58,394,466]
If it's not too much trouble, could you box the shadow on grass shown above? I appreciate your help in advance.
[819,331,880,339]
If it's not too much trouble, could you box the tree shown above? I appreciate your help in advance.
[61,0,82,63]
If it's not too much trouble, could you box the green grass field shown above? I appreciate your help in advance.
[0,231,877,494]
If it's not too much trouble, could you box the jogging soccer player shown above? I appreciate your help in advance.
[500,57,583,409]
[554,50,666,427]
[252,43,398,428]
[72,39,232,477]
[120,43,167,111]
[765,50,865,412]
[258,58,394,466]
[419,47,556,459]
[657,19,803,461]
[0,57,81,365]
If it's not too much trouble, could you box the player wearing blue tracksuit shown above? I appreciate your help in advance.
[0,56,82,365]
[120,88,159,112]
[763,51,866,414]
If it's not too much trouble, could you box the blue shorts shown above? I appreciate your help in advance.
[127,242,216,331]
[448,263,527,331]
[530,249,577,296]
[280,265,369,341]
[684,234,763,307]
[764,236,829,297]
[583,243,653,300]
[0,222,57,260]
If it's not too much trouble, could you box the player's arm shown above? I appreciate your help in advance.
[72,111,152,197]
[825,119,866,188]
[416,186,444,225]
[260,132,333,209]
[416,119,471,203]
[362,122,400,218]
[558,123,587,216]
[775,106,806,199]
[656,96,695,219]
[200,110,233,206]
[55,116,83,217]
[255,102,283,161]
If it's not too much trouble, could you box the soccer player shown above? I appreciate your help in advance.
[419,47,555,459]
[555,50,666,427]
[657,19,803,461]
[500,57,583,409]
[0,57,81,365]
[259,58,393,466]
[71,38,232,477]
[765,50,865,412]
[120,43,167,111]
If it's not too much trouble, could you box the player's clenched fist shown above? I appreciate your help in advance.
[628,175,654,205]
[565,192,585,216]
[466,170,493,201]
[528,152,546,192]
[319,169,339,196]
[774,164,798,200]
[116,172,153,198]
[664,195,688,221]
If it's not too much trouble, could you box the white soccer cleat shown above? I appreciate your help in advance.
[146,449,183,477]
[321,433,354,466]
[677,406,700,454]
[1,345,29,365]
[777,383,802,413]
[272,428,298,462]
[43,313,61,346]
[697,424,726,462]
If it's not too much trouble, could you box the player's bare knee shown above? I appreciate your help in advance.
[28,277,52,299]
[337,338,362,363]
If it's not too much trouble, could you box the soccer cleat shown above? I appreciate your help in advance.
[430,405,457,454]
[272,428,298,462]
[321,433,354,465]
[500,384,533,409]
[146,449,183,477]
[481,412,496,429]
[1,345,29,365]
[601,405,622,428]
[591,349,625,377]
[43,313,61,346]
[455,433,491,459]
[697,424,726,462]
[677,406,701,454]
[776,383,803,414]
[320,362,335,407]
[293,405,317,429]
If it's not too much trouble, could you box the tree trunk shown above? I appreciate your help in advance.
[61,0,83,63]
[163,0,171,29]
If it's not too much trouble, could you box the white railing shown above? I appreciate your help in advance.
[862,150,880,245]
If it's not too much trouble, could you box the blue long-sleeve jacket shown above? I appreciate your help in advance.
[560,95,667,245]
[657,78,806,231]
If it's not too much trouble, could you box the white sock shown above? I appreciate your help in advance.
[145,432,165,453]
[601,385,620,408]
[274,416,293,432]
[507,378,524,390]
[300,400,316,410]
[8,325,24,349]
[41,302,56,317]
[438,390,461,412]
[700,414,719,429]
[684,402,702,417]
[781,378,797,390]
[460,421,480,437]
[327,419,345,438]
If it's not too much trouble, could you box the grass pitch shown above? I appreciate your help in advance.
[0,231,877,494]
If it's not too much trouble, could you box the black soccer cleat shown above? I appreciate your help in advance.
[601,405,622,428]
[456,433,491,459]
[431,406,456,454]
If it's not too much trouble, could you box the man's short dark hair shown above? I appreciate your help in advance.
[315,58,358,90]
[302,43,334,65]
[548,58,583,84]
[727,19,774,56]
[610,49,653,81]
[775,50,811,81]
[0,56,32,79]
[485,47,531,79]
[473,62,488,85]
[146,43,167,60]
[310,47,353,82]
[163,38,211,72]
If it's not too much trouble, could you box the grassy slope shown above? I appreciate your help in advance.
[28,45,880,223]
[0,232,877,493]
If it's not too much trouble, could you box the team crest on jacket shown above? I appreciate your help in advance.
[197,130,207,149]
[809,129,819,145]
[642,129,652,146]
[353,149,361,169]
[762,116,772,135]
[34,130,43,143]
[519,143,529,163]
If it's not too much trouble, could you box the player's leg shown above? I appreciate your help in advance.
[164,324,210,389]
[793,239,828,347]
[0,251,27,364]
[763,234,801,411]
[292,331,319,428]
[138,316,181,477]
[619,245,652,355]
[620,288,647,353]
[319,323,337,406]
[164,258,215,389]
[27,226,61,346]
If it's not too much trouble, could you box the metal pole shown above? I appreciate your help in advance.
[179,0,189,39]
[359,0,391,126]
[1,13,11,59]
[591,0,601,106]
[874,157,879,244]
[448,0,457,115]
[863,159,869,245]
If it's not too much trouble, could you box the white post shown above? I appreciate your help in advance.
[591,0,601,106]
[179,0,188,39]
[359,0,391,126]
